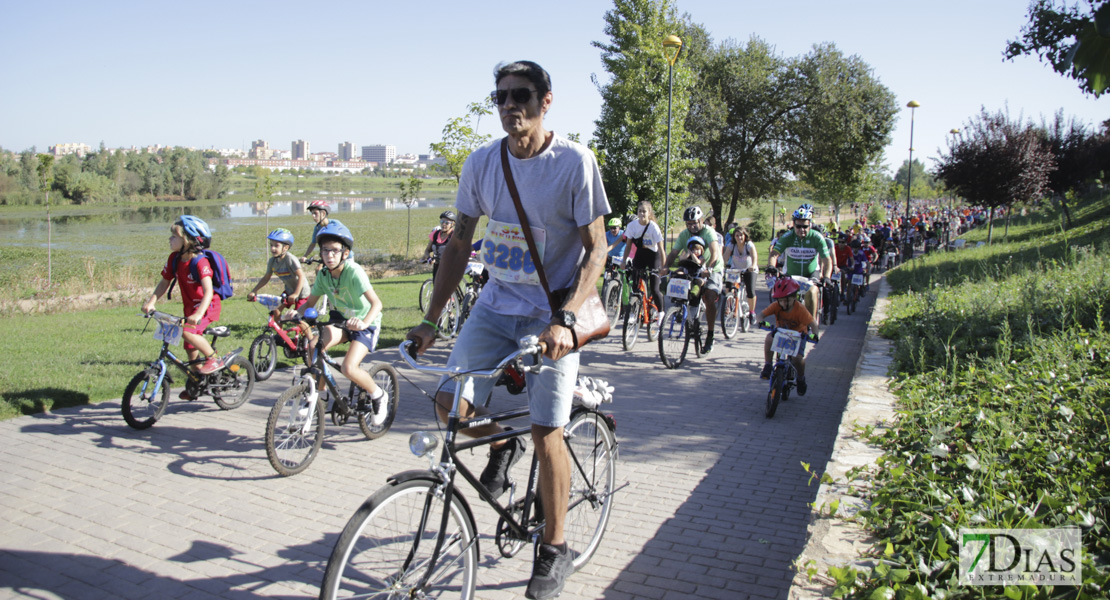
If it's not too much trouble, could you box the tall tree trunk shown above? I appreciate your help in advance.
[987,206,995,245]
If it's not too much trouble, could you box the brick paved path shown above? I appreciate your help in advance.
[0,276,881,599]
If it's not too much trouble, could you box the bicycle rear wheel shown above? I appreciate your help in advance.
[646,301,660,342]
[766,365,785,418]
[212,355,255,410]
[658,306,688,369]
[563,410,617,569]
[122,369,169,430]
[264,383,325,477]
[249,333,277,381]
[357,363,400,440]
[621,296,641,351]
[418,279,434,313]
[320,478,478,600]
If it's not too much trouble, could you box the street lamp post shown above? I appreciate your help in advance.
[904,100,920,259]
[663,34,683,247]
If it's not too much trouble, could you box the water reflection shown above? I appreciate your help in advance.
[0,196,453,236]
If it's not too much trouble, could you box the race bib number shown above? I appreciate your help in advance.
[831,272,841,281]
[851,274,865,286]
[257,294,283,310]
[480,220,544,285]
[154,320,183,346]
[724,269,743,284]
[771,329,803,357]
[666,277,691,299]
[465,262,484,277]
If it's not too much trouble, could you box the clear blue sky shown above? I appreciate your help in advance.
[1,0,1103,175]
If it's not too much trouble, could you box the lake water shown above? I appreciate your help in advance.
[0,196,454,242]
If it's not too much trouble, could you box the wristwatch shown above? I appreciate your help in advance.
[551,309,577,329]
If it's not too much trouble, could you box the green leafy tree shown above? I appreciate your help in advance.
[893,158,939,201]
[398,176,424,258]
[794,43,897,219]
[592,0,697,230]
[254,170,276,236]
[430,100,493,185]
[936,108,1056,242]
[1005,0,1110,97]
[686,36,800,227]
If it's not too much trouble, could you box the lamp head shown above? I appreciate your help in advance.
[907,100,921,108]
[663,35,683,65]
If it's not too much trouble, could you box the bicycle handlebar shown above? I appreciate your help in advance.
[142,310,182,326]
[399,336,545,379]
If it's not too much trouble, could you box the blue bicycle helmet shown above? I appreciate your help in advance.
[792,206,813,221]
[315,220,354,249]
[267,228,295,246]
[686,235,706,249]
[177,215,211,248]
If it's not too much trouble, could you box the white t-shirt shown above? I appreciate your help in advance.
[622,219,664,249]
[456,134,610,320]
[727,240,757,270]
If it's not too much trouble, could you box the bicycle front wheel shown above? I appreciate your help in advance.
[720,290,740,339]
[646,301,660,342]
[320,478,478,600]
[766,365,785,418]
[357,363,400,440]
[564,410,617,569]
[621,296,641,351]
[418,279,434,313]
[212,355,256,410]
[122,369,169,429]
[265,383,326,477]
[248,333,277,381]
[602,278,622,328]
[436,295,460,340]
[658,306,688,369]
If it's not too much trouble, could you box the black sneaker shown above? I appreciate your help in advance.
[760,363,772,380]
[526,543,573,600]
[479,436,525,501]
[797,376,808,396]
[702,333,714,355]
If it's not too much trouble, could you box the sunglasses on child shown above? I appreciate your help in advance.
[491,87,541,106]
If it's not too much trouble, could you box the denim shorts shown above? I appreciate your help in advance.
[438,303,579,428]
[704,271,723,293]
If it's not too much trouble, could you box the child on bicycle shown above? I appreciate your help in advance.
[140,216,223,392]
[300,199,332,261]
[672,235,710,294]
[759,277,819,396]
[288,221,389,425]
[620,200,665,324]
[246,228,310,310]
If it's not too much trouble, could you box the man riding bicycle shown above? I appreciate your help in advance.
[664,206,723,354]
[766,205,832,331]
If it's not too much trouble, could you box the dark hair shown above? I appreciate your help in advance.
[495,61,551,97]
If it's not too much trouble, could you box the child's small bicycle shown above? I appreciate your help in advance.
[247,293,328,381]
[122,311,257,430]
[758,322,818,418]
[263,312,400,477]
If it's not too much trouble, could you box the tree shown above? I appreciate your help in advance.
[254,171,276,238]
[429,100,493,185]
[794,43,898,220]
[1005,0,1110,97]
[893,158,939,201]
[592,0,697,228]
[936,108,1056,243]
[686,36,800,227]
[1037,110,1101,227]
[36,154,54,286]
[398,176,423,258]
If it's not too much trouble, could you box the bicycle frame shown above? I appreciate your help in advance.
[142,312,218,397]
[629,268,658,325]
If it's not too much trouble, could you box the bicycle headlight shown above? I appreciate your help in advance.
[409,431,438,458]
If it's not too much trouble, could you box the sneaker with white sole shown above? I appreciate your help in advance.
[525,543,574,599]
[369,391,388,426]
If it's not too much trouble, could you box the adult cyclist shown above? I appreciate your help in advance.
[664,206,723,354]
[766,205,832,331]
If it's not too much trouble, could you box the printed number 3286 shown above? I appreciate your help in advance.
[482,241,536,274]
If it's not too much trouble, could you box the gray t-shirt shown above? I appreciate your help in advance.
[266,253,309,299]
[456,134,610,320]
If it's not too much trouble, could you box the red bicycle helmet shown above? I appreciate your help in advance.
[308,199,330,214]
[771,277,801,299]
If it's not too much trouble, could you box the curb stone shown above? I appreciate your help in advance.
[789,275,899,599]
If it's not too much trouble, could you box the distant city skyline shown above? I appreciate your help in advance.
[2,0,1104,175]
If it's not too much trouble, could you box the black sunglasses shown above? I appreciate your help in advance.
[492,87,540,106]
[794,223,811,229]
